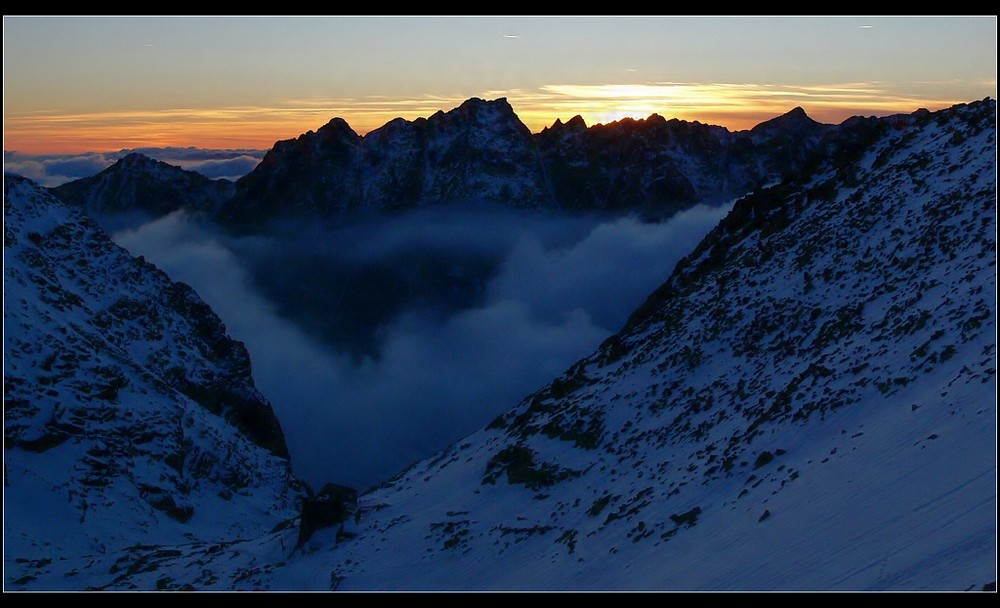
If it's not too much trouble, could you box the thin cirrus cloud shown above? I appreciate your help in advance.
[3,80,984,154]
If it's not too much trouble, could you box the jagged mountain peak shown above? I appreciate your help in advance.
[314,116,362,142]
[117,151,160,166]
[750,105,825,134]
[539,114,587,137]
[428,96,529,136]
[455,96,516,115]
[51,151,234,219]
[99,151,181,176]
[362,97,526,140]
[565,114,587,130]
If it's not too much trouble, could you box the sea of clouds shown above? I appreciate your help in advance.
[112,202,731,491]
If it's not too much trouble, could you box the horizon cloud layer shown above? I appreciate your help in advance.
[4,147,266,187]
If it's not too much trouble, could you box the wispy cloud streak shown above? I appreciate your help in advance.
[5,80,987,152]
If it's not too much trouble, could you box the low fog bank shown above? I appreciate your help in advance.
[5,148,265,187]
[112,202,730,490]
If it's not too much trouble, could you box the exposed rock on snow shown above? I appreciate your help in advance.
[4,176,304,589]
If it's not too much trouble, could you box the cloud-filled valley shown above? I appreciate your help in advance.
[112,202,731,490]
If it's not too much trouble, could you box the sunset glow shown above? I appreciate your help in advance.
[3,15,996,154]
[5,80,991,154]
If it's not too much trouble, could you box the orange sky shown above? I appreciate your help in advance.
[4,17,995,154]
[3,83,984,154]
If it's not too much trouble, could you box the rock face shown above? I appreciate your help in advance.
[297,483,359,547]
[215,98,834,228]
[3,175,304,589]
[51,152,234,219]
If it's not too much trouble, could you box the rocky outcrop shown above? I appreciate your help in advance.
[297,483,359,546]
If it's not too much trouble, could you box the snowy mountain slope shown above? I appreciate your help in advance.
[306,99,996,591]
[51,152,234,220]
[143,97,993,591]
[3,176,304,590]
[216,99,833,228]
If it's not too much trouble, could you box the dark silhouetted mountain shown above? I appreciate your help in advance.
[750,106,822,135]
[51,152,234,219]
[747,106,832,173]
[50,101,839,230]
[535,108,831,218]
[219,98,548,227]
[216,99,838,228]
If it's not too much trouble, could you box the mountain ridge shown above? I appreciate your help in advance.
[40,99,890,232]
[208,97,837,227]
